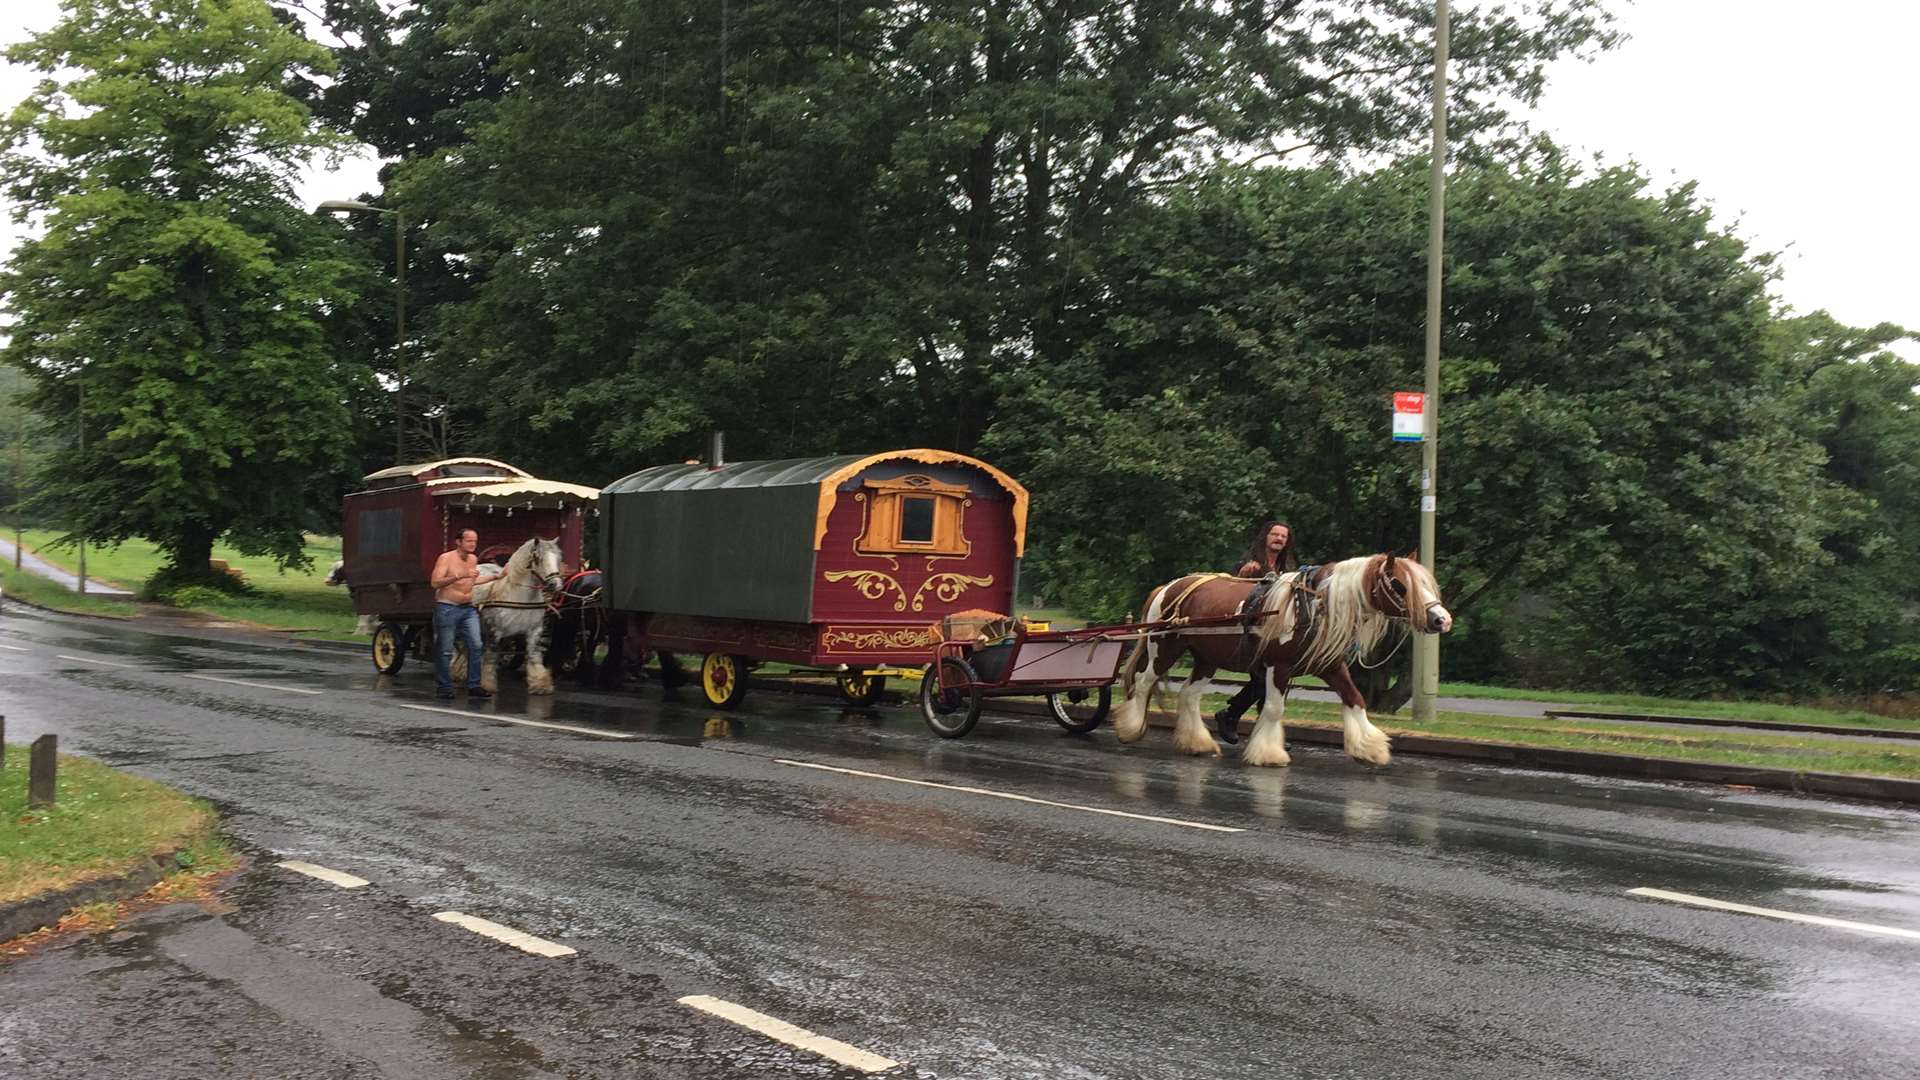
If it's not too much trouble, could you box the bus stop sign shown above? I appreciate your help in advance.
[1393,392,1425,443]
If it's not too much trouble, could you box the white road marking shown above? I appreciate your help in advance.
[431,911,577,957]
[399,702,637,739]
[0,643,29,651]
[1629,887,1920,942]
[56,653,137,668]
[678,995,901,1074]
[777,758,1244,833]
[276,860,370,889]
[187,674,325,696]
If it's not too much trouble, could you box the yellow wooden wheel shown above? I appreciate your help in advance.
[700,652,749,709]
[371,622,406,675]
[837,672,886,707]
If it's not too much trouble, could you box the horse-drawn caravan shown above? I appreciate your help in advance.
[340,458,597,675]
[598,450,1026,709]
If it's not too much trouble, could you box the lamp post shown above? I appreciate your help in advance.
[1410,0,1450,723]
[318,199,407,462]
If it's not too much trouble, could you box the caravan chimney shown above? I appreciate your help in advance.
[708,430,725,470]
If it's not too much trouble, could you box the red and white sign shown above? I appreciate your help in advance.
[1392,392,1425,443]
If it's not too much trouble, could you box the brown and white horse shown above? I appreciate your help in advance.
[1110,554,1452,766]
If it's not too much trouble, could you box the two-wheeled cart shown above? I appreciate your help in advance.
[919,622,1139,738]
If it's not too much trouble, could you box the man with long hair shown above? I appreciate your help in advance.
[1212,520,1298,744]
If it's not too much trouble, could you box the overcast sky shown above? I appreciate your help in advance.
[2,1,1914,359]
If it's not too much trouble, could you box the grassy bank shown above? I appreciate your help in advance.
[1,743,231,905]
[1,563,138,619]
[17,530,359,636]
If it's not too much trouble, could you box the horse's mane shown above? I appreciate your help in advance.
[1252,555,1440,672]
[476,537,553,600]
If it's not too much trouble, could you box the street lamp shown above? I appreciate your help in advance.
[318,198,407,462]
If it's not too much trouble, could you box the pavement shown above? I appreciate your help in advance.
[3,604,1919,1078]
[0,535,134,595]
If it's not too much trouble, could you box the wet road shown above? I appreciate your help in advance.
[3,607,1918,1079]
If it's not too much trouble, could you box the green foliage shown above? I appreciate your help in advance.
[984,152,1919,698]
[307,0,1614,481]
[0,0,376,580]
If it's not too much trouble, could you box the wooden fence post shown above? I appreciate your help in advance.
[28,732,55,809]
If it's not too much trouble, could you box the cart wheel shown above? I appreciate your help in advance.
[837,672,886,707]
[700,652,749,709]
[920,659,982,739]
[1047,684,1111,733]
[371,622,406,675]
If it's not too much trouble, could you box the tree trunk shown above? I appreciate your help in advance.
[169,521,220,585]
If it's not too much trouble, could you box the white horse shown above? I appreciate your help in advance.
[471,537,566,695]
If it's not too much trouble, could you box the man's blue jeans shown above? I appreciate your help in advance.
[433,602,483,691]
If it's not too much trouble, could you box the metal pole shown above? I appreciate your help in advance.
[76,381,86,595]
[1411,0,1449,723]
[394,211,407,463]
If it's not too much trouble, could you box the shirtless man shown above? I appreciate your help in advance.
[429,528,492,700]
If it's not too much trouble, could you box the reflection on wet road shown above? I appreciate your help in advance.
[3,607,1919,1078]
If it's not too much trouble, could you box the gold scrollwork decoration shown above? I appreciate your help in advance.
[911,572,995,612]
[822,627,940,652]
[823,568,909,612]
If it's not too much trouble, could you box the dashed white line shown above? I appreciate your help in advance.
[431,911,577,957]
[277,860,370,889]
[56,653,137,667]
[399,702,637,739]
[188,674,324,695]
[678,995,901,1074]
[1629,887,1920,942]
[776,758,1244,833]
[0,643,29,652]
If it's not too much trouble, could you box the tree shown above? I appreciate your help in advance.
[1,0,374,585]
[985,151,1882,704]
[0,368,51,543]
[310,0,1616,479]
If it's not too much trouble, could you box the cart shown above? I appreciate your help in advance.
[918,622,1136,738]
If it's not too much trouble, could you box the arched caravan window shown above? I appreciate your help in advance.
[854,474,972,558]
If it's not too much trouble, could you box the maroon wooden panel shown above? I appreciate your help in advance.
[439,502,585,570]
[343,485,588,620]
[639,614,819,666]
[809,471,1017,628]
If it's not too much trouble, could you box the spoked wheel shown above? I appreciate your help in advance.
[919,659,982,739]
[837,671,887,707]
[371,621,406,675]
[700,652,749,709]
[1047,684,1112,734]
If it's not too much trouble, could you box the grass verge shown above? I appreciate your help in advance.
[2,743,234,904]
[18,530,359,636]
[1251,697,1920,780]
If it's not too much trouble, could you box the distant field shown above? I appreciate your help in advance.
[19,530,359,636]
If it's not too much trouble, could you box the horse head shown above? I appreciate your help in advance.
[323,559,347,587]
[1371,552,1452,634]
[529,537,565,596]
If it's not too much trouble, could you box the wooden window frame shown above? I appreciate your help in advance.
[854,475,971,558]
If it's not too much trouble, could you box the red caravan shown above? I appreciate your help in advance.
[339,457,598,674]
[598,450,1028,708]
